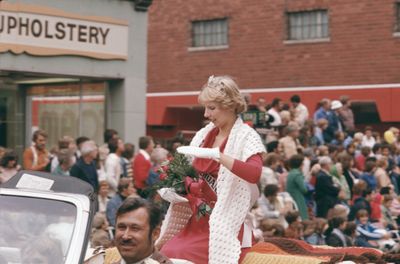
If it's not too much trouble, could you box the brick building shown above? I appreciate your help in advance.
[147,0,400,139]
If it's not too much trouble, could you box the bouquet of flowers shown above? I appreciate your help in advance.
[153,153,212,219]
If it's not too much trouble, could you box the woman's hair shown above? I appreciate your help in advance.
[57,149,73,166]
[264,153,280,167]
[198,75,247,114]
[352,180,367,196]
[0,150,18,168]
[344,221,357,237]
[151,147,169,165]
[285,211,300,225]
[376,156,388,168]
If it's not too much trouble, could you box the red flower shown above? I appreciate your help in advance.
[159,173,168,180]
[161,165,169,172]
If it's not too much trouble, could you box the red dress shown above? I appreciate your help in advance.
[161,127,262,264]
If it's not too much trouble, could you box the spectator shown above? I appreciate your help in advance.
[381,194,398,230]
[133,136,155,194]
[349,187,373,221]
[313,98,331,123]
[23,129,50,171]
[384,127,399,145]
[105,138,125,196]
[96,145,109,181]
[106,178,137,227]
[268,98,283,128]
[304,218,327,246]
[330,163,351,203]
[314,118,331,145]
[258,184,288,227]
[90,213,111,248]
[278,122,303,160]
[51,136,77,172]
[338,153,359,197]
[97,180,110,214]
[327,100,344,139]
[360,159,377,190]
[52,149,74,176]
[375,157,391,190]
[355,209,392,250]
[290,94,309,127]
[70,140,99,190]
[315,156,340,218]
[148,147,169,186]
[286,154,308,220]
[284,211,303,239]
[121,143,135,179]
[338,95,355,133]
[325,217,351,247]
[362,126,376,148]
[102,129,119,153]
[355,146,371,172]
[0,150,20,184]
[259,153,281,190]
[75,136,90,159]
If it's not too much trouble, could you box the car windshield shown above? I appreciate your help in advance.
[0,195,77,264]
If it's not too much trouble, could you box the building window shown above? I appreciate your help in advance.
[191,18,228,47]
[287,10,329,41]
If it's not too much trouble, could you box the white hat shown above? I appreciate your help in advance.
[331,100,343,110]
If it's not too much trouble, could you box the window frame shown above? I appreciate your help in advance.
[189,18,229,51]
[285,9,330,44]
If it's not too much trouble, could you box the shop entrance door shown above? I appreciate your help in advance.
[0,98,6,147]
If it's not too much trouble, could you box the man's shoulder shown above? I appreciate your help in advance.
[152,251,173,264]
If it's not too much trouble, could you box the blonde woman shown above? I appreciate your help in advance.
[159,76,265,264]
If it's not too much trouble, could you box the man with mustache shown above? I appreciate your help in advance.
[111,197,172,264]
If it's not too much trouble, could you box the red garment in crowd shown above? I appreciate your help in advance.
[355,154,366,172]
[160,127,262,264]
[132,151,151,189]
[370,193,382,221]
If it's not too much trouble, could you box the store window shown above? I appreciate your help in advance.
[191,18,228,47]
[287,10,329,41]
[0,83,24,155]
[27,82,106,148]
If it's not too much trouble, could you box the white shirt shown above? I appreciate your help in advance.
[105,153,122,196]
[294,103,309,126]
[267,108,282,127]
[139,149,151,161]
[362,135,376,148]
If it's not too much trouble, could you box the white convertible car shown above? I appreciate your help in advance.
[0,171,96,264]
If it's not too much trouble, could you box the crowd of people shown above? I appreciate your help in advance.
[2,82,400,262]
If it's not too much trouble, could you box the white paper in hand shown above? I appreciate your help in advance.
[158,188,188,203]
[177,146,220,159]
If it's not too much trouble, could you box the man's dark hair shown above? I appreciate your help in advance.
[271,98,281,108]
[32,129,47,142]
[289,154,304,169]
[328,217,345,229]
[122,143,135,160]
[285,211,300,225]
[362,187,373,198]
[139,136,153,150]
[290,95,301,103]
[76,136,90,147]
[116,197,162,238]
[117,178,132,193]
[264,184,279,197]
[364,160,376,173]
[372,143,381,154]
[380,186,391,195]
[0,150,18,168]
[108,138,119,154]
[104,129,118,144]
[266,141,279,153]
